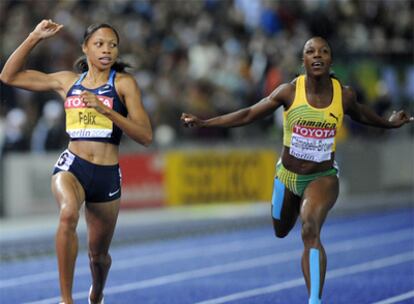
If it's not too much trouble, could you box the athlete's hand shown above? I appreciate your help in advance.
[31,19,63,40]
[80,91,110,115]
[181,113,204,128]
[388,110,414,128]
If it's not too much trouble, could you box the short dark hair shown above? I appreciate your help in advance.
[303,36,333,58]
[74,23,130,73]
[82,23,120,45]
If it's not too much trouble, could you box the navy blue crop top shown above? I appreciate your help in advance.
[64,69,128,145]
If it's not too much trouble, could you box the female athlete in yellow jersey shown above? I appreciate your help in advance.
[181,36,413,304]
[0,20,152,304]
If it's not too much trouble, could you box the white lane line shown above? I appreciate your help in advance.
[1,236,272,288]
[2,213,409,288]
[194,252,414,304]
[371,290,414,304]
[22,229,413,304]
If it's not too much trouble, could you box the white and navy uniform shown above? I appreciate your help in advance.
[53,70,127,202]
[65,69,127,145]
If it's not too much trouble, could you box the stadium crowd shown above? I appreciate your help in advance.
[0,0,413,154]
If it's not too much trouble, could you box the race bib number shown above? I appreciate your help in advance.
[290,125,336,163]
[65,95,113,138]
[55,149,75,171]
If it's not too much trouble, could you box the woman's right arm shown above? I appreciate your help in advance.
[0,19,73,94]
[181,83,292,128]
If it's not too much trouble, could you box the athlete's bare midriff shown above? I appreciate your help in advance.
[281,146,335,175]
[68,140,119,165]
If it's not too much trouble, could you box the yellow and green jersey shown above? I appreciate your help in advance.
[283,75,343,163]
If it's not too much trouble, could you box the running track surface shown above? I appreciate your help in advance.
[1,207,413,304]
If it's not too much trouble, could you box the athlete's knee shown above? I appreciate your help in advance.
[89,251,112,269]
[274,228,290,239]
[58,204,80,231]
[272,220,291,239]
[301,220,320,247]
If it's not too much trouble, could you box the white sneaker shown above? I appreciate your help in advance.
[88,286,104,304]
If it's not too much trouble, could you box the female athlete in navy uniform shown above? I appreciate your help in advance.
[0,20,152,304]
[181,37,413,304]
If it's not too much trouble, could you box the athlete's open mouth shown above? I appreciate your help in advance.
[311,62,324,67]
[99,57,112,65]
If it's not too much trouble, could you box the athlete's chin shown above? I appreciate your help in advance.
[308,70,328,78]
[95,63,114,71]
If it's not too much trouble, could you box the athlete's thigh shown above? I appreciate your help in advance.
[300,175,339,225]
[85,199,120,252]
[271,178,301,236]
[51,171,85,211]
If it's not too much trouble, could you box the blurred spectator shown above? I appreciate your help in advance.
[405,67,414,104]
[188,36,222,79]
[30,100,67,153]
[1,108,30,155]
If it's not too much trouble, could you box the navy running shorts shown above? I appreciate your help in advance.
[53,149,122,203]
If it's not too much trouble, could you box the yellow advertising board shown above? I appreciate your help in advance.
[165,149,277,205]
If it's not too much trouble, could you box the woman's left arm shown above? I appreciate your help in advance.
[81,73,152,146]
[343,86,413,128]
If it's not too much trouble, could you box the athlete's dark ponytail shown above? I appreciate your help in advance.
[73,23,131,73]
[74,56,131,73]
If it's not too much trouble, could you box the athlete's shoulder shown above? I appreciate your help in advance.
[114,71,136,85]
[268,81,295,108]
[281,82,296,95]
[338,84,359,113]
[276,79,297,93]
[277,77,298,95]
[283,75,302,92]
[339,84,357,102]
[113,70,133,78]
[114,72,140,95]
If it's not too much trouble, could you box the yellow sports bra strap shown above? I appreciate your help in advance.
[332,78,342,105]
[296,76,305,103]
